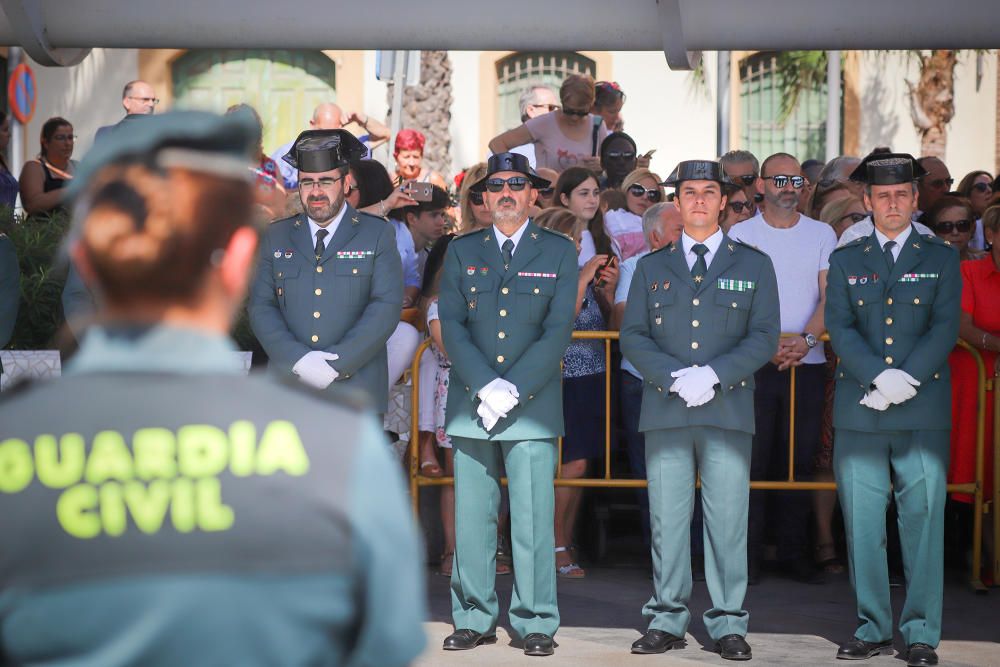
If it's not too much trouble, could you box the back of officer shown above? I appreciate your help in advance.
[0,112,425,667]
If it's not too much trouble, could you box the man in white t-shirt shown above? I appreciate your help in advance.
[728,152,837,585]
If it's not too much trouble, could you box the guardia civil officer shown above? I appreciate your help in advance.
[249,129,402,412]
[0,230,17,377]
[826,154,959,667]
[0,112,426,667]
[439,152,578,657]
[620,160,780,661]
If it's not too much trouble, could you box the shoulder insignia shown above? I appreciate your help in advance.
[351,215,360,226]
[646,242,673,257]
[922,234,953,250]
[831,236,866,254]
[537,225,574,243]
[734,239,768,256]
[456,226,488,239]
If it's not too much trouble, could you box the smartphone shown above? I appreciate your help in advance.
[642,149,657,159]
[595,255,616,288]
[404,180,433,202]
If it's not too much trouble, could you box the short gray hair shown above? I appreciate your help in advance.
[642,202,672,244]
[720,150,759,175]
[519,83,556,122]
[818,156,861,185]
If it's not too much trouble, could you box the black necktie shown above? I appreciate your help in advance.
[691,243,709,283]
[314,228,329,260]
[501,239,514,270]
[883,240,896,272]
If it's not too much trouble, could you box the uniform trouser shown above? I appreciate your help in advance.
[450,436,559,639]
[834,429,948,647]
[748,363,825,563]
[643,426,752,640]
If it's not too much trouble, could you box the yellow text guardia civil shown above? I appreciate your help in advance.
[0,421,310,538]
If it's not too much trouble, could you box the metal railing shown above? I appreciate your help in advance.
[407,331,996,591]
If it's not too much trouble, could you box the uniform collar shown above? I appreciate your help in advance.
[873,224,912,252]
[493,219,530,255]
[308,202,348,243]
[67,324,243,376]
[681,227,724,257]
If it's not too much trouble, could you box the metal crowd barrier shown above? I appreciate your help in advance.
[407,331,995,591]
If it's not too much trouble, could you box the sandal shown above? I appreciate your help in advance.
[419,459,443,478]
[815,542,845,574]
[555,546,585,579]
[438,551,453,577]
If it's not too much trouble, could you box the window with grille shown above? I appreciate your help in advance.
[495,52,596,132]
[739,52,835,162]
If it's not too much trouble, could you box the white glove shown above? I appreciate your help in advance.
[477,400,502,432]
[478,378,520,416]
[859,389,891,411]
[669,366,720,406]
[872,369,920,405]
[292,351,340,390]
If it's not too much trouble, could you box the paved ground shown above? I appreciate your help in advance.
[413,567,999,667]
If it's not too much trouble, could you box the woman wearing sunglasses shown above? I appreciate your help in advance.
[957,170,994,250]
[488,74,607,175]
[818,196,868,240]
[926,195,984,262]
[719,188,755,234]
[603,168,663,261]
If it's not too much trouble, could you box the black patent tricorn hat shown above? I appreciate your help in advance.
[282,129,368,173]
[470,152,551,192]
[660,159,739,194]
[848,152,927,186]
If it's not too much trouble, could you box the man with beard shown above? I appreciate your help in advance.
[728,152,838,585]
[250,129,403,413]
[438,152,578,657]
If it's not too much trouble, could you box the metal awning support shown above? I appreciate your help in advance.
[0,0,89,66]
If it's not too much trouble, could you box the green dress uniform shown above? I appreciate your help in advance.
[826,222,959,648]
[439,217,578,641]
[249,207,402,412]
[0,232,18,375]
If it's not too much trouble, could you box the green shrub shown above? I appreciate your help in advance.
[5,210,70,350]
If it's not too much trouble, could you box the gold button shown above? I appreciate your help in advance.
[741,380,747,387]
[654,302,660,308]
[886,297,893,305]
[500,309,508,317]
[885,337,893,345]
[501,287,510,295]
[692,298,700,306]
[498,331,506,339]
[533,287,540,294]
[470,286,477,293]
[913,297,920,304]
[732,302,738,308]
[313,311,321,319]
[497,355,505,363]
[311,335,319,343]
[352,268,359,275]
[277,271,283,278]
[316,266,323,273]
[885,356,894,364]
[839,372,844,378]
[657,386,663,392]
[692,320,700,327]
[314,288,322,296]
[857,299,864,306]
[934,372,940,379]
[885,317,893,325]
[528,395,534,400]
[691,341,699,350]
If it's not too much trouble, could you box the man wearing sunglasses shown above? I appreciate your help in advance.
[250,129,403,414]
[621,160,779,661]
[720,150,762,218]
[728,153,838,586]
[439,152,578,657]
[916,156,953,217]
[825,153,960,667]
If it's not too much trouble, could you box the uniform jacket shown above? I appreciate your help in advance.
[439,221,578,441]
[250,208,403,411]
[620,234,780,434]
[825,227,961,431]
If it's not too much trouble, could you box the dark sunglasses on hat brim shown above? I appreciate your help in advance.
[935,219,972,234]
[627,184,662,202]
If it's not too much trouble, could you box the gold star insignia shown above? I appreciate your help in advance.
[293,220,302,228]
[944,240,952,246]
[530,232,539,240]
[484,235,491,242]
[351,216,359,225]
[727,243,735,252]
[694,275,704,283]
[669,245,677,253]
[863,245,872,253]
[912,242,920,248]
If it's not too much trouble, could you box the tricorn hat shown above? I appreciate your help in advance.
[282,129,368,173]
[848,152,927,186]
[470,152,551,193]
[660,159,739,194]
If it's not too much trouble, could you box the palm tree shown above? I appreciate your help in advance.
[905,50,958,159]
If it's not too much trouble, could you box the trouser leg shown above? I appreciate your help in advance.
[748,365,780,564]
[620,371,650,545]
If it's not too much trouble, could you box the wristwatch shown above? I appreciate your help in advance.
[802,333,818,349]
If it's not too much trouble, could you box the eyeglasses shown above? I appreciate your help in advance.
[529,103,560,113]
[537,188,555,198]
[838,212,870,225]
[485,176,529,192]
[469,190,484,206]
[732,174,757,186]
[926,177,954,189]
[299,175,345,190]
[728,201,754,214]
[935,219,972,234]
[606,151,636,160]
[128,96,160,106]
[627,184,662,202]
[762,174,806,189]
[971,182,992,194]
[562,108,590,117]
[51,134,77,142]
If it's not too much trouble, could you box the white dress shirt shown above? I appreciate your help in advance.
[874,225,911,261]
[308,204,348,250]
[680,227,725,270]
[493,220,531,256]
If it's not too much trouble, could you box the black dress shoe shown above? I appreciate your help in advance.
[836,637,893,660]
[442,629,497,651]
[631,629,686,654]
[715,634,752,661]
[906,643,938,666]
[523,632,556,657]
